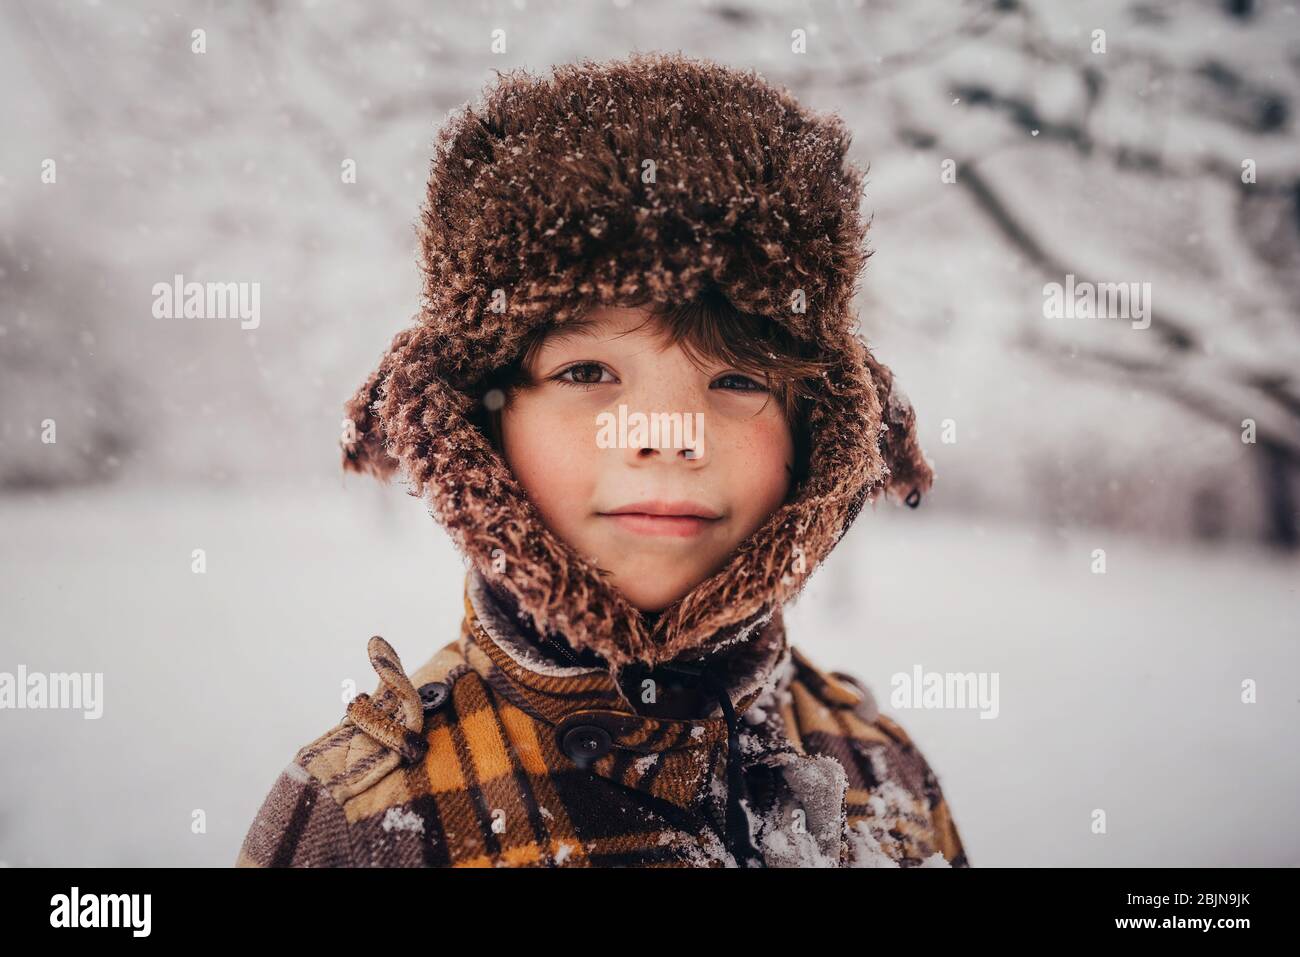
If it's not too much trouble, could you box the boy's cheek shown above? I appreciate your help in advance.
[509,413,603,467]
[714,415,795,474]
[713,421,797,521]
[506,391,607,446]
[501,404,601,509]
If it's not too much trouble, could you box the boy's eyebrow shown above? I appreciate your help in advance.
[534,316,642,356]
[522,317,603,373]
[529,312,683,363]
[541,318,599,344]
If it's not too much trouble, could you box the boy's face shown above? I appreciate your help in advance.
[499,305,795,613]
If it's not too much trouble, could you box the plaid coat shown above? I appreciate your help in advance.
[237,570,968,868]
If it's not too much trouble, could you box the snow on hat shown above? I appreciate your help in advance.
[341,51,932,667]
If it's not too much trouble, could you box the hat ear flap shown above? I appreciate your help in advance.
[860,341,934,508]
[340,324,419,482]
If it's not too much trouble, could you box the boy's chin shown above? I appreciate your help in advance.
[605,568,707,615]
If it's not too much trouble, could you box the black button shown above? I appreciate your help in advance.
[418,681,450,712]
[560,724,612,769]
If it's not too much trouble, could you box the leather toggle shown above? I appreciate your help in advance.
[344,635,428,763]
[346,692,428,763]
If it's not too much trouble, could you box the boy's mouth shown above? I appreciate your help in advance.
[598,500,722,538]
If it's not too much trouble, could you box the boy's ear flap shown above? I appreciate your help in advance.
[860,340,934,508]
[340,323,419,482]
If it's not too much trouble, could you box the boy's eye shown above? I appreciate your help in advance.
[712,372,769,393]
[553,362,615,388]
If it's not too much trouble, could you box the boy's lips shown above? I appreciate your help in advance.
[598,500,723,538]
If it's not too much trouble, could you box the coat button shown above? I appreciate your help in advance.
[417,681,450,712]
[560,724,612,769]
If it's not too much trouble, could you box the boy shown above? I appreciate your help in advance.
[237,51,966,868]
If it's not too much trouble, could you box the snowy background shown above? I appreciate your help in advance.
[1,0,1297,866]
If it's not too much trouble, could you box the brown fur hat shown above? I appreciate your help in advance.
[341,51,932,669]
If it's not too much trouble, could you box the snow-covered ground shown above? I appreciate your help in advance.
[0,481,1294,866]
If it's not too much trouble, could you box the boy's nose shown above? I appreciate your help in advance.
[617,381,708,465]
[621,411,707,465]
[632,444,705,464]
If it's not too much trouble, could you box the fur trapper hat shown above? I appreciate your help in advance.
[341,51,932,668]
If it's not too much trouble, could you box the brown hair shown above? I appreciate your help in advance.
[471,286,826,492]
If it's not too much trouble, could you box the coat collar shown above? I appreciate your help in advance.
[460,566,791,723]
[458,567,795,818]
[455,567,879,865]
